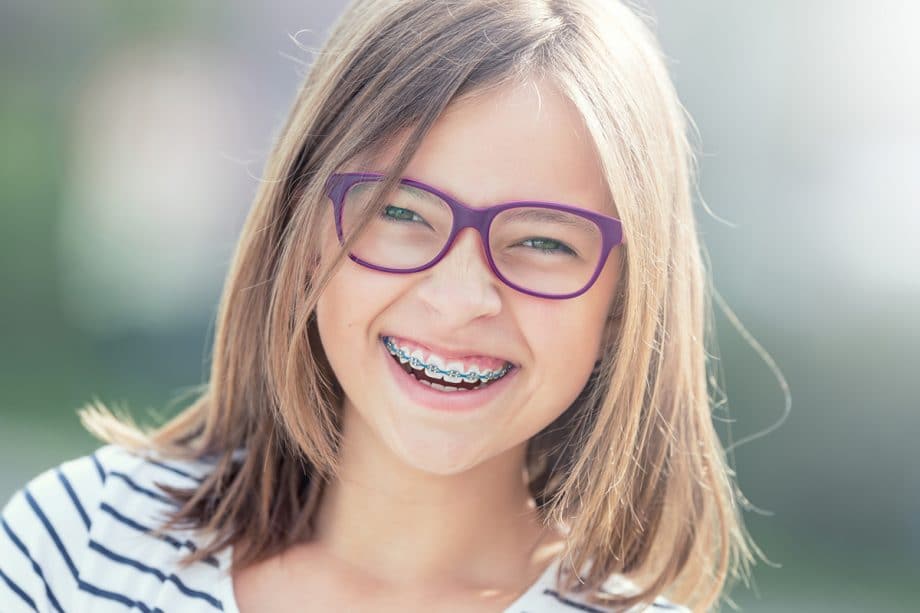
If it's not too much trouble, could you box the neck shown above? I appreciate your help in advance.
[310,403,564,591]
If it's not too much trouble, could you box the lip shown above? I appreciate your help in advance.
[379,336,518,413]
[379,332,517,366]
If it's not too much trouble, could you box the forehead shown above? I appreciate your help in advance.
[353,78,613,214]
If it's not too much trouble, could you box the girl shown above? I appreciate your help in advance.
[1,0,758,611]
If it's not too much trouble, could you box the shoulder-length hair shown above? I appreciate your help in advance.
[81,0,759,609]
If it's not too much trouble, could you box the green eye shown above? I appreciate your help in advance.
[521,238,576,255]
[383,205,422,222]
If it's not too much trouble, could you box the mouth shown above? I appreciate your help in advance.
[381,335,514,392]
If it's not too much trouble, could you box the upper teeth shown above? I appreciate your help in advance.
[383,337,511,384]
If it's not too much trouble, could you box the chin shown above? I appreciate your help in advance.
[386,426,492,477]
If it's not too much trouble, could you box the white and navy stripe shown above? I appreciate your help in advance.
[1,445,229,612]
[1,445,687,612]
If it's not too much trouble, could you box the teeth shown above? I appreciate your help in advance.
[417,379,488,393]
[441,367,464,384]
[384,336,510,383]
[408,349,426,371]
[426,354,447,369]
[418,379,461,393]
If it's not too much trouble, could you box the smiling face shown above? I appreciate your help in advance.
[315,77,623,476]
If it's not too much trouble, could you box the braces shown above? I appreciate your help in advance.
[383,336,512,384]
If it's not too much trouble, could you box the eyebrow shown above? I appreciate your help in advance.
[498,207,597,231]
[350,181,441,206]
[397,183,443,204]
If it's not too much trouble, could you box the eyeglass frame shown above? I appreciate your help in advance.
[324,171,625,300]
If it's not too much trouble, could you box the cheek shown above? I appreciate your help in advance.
[528,307,605,378]
[315,264,384,417]
[315,217,373,336]
[506,306,601,431]
[315,269,353,381]
[524,269,618,377]
[315,258,412,372]
[515,269,619,424]
[316,264,373,349]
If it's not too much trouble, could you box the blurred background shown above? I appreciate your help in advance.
[1,1,916,610]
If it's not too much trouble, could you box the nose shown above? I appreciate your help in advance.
[414,227,503,323]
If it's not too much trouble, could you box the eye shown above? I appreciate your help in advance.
[382,205,425,223]
[519,237,577,256]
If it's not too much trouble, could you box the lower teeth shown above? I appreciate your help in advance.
[417,378,486,393]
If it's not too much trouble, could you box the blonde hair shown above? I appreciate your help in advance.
[81,0,760,609]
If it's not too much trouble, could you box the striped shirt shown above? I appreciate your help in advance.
[1,444,687,612]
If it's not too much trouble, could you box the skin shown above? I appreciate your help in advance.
[233,77,623,611]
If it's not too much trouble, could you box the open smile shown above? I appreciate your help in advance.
[383,335,513,391]
[379,335,518,412]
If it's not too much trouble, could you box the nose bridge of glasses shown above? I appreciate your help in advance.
[439,225,492,274]
[425,190,488,272]
[448,195,494,238]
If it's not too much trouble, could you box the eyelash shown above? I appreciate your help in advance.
[518,238,576,255]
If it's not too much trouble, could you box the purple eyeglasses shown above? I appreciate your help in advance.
[325,172,624,299]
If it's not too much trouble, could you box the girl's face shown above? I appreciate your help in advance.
[316,78,622,475]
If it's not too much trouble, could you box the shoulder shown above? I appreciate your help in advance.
[602,575,689,612]
[1,444,235,613]
[529,587,688,613]
[512,557,689,613]
[528,586,688,613]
